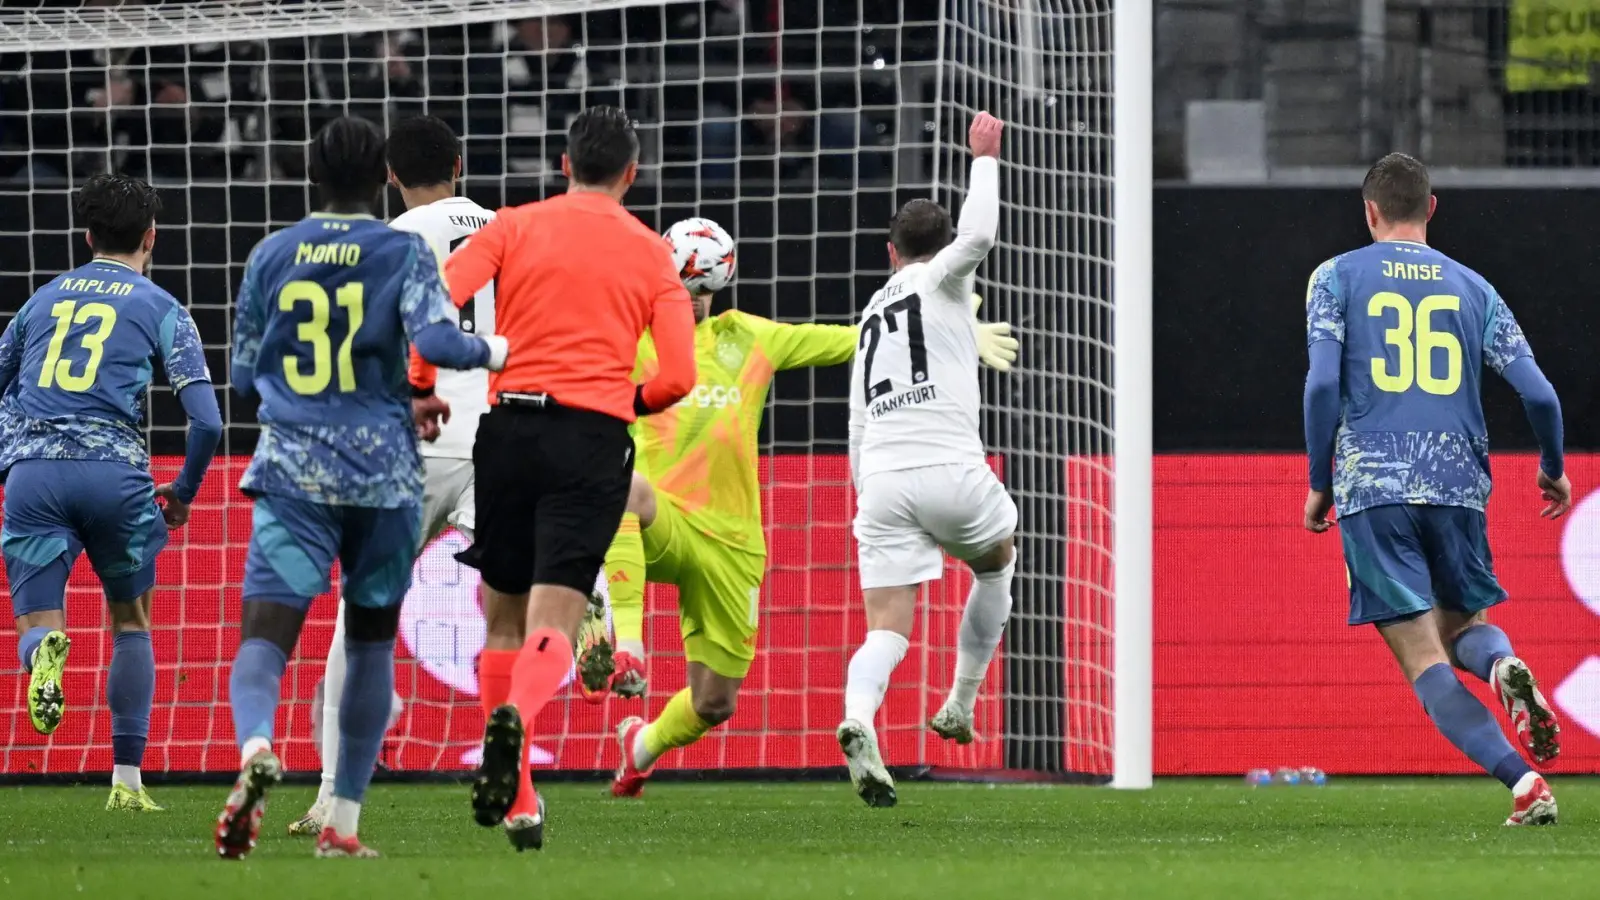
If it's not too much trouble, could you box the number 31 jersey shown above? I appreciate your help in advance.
[0,258,209,476]
[391,196,496,461]
[849,261,986,480]
[1306,239,1533,516]
[233,213,460,508]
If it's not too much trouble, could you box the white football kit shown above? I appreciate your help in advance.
[391,196,497,545]
[847,157,1017,589]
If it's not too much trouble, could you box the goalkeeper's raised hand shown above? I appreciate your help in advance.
[971,294,1019,372]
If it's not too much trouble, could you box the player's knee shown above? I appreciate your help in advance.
[240,599,309,658]
[968,536,1015,575]
[627,473,656,526]
[691,688,737,726]
[344,602,402,643]
[107,599,151,633]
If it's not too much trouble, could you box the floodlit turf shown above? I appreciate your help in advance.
[2,779,1599,899]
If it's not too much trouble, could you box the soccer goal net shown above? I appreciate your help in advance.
[0,0,1149,787]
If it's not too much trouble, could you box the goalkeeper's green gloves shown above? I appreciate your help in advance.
[971,293,1019,372]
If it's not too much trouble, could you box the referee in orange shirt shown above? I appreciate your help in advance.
[414,106,695,849]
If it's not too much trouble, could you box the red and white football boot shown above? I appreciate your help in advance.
[215,747,282,860]
[1505,772,1557,826]
[611,716,652,798]
[1491,657,1561,766]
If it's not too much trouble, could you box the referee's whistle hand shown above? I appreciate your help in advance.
[413,395,451,442]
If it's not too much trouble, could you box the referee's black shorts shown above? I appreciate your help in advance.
[456,395,634,595]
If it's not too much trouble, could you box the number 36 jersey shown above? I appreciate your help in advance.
[848,261,986,480]
[391,196,496,461]
[1306,240,1534,516]
[233,213,461,508]
[0,258,209,476]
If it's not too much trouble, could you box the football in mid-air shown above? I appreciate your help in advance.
[664,217,736,295]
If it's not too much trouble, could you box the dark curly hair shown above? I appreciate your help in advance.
[74,173,162,255]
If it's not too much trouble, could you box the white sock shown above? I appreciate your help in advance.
[330,797,361,838]
[949,555,1015,711]
[320,601,348,791]
[618,639,646,661]
[240,736,272,767]
[632,728,657,771]
[316,775,336,805]
[112,764,141,792]
[844,630,911,728]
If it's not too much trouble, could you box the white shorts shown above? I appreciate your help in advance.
[420,456,475,551]
[853,462,1018,590]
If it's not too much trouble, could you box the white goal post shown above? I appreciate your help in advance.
[0,0,1151,787]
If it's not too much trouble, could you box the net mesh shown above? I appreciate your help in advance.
[0,0,1109,780]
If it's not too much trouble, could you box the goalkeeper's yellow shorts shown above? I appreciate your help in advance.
[642,495,765,679]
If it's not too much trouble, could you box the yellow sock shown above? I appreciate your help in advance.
[605,514,646,651]
[640,687,712,766]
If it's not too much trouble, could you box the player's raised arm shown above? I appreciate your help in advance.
[928,112,1004,287]
[156,304,222,516]
[633,245,696,415]
[1302,259,1344,531]
[401,233,508,372]
[1484,289,1569,516]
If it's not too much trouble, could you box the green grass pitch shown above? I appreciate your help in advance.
[3,779,1599,899]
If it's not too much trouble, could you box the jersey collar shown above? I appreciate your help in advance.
[310,212,376,221]
[89,257,136,271]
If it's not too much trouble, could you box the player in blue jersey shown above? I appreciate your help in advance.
[1303,153,1571,826]
[215,117,507,860]
[0,173,223,812]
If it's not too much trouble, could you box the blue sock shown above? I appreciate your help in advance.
[334,638,396,803]
[107,631,154,768]
[1414,662,1530,789]
[1453,624,1515,683]
[229,638,288,748]
[17,626,53,672]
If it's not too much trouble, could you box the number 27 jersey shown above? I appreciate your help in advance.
[1306,239,1533,516]
[849,262,985,479]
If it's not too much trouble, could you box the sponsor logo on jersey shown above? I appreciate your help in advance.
[867,384,938,419]
[677,384,743,409]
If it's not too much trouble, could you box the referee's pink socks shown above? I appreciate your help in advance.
[507,628,573,813]
[478,649,516,720]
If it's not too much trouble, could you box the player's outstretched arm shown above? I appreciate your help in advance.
[750,315,857,371]
[401,235,507,372]
[929,112,1004,288]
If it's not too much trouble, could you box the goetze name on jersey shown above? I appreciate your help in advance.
[848,271,986,478]
[390,196,497,460]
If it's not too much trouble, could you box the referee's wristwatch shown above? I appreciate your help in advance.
[411,384,435,399]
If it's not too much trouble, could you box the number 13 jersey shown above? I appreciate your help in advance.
[0,258,209,476]
[848,261,986,480]
[1305,239,1534,516]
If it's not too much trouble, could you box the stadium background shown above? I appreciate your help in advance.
[3,0,1600,779]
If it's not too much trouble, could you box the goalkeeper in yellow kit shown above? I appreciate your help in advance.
[596,217,1018,796]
